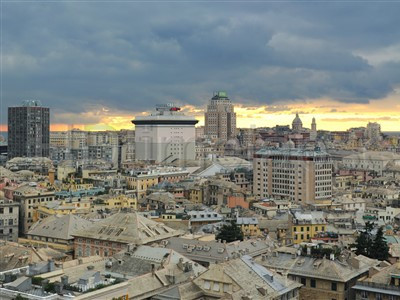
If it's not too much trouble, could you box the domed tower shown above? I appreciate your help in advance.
[292,113,303,132]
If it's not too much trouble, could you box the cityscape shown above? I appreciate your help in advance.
[1,2,400,300]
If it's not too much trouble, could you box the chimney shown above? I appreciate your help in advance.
[28,263,35,275]
[87,265,95,271]
[350,257,360,269]
[184,262,193,272]
[61,275,69,285]
[368,267,379,277]
[261,255,266,261]
[177,258,184,270]
[151,263,155,276]
[78,258,83,265]
[48,259,55,272]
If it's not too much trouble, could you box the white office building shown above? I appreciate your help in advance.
[132,104,198,163]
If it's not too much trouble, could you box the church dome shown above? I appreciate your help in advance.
[292,113,303,126]
[292,113,303,131]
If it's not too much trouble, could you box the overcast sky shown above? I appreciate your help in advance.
[3,1,400,130]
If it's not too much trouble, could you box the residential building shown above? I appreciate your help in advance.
[193,255,301,299]
[0,241,66,273]
[92,194,137,211]
[12,185,56,234]
[204,91,236,141]
[291,211,327,244]
[254,147,333,204]
[188,210,223,229]
[352,261,400,300]
[125,167,190,199]
[164,237,272,267]
[365,122,382,141]
[257,250,383,300]
[236,217,261,237]
[0,199,19,242]
[19,214,92,253]
[35,198,92,219]
[8,100,50,159]
[132,104,198,163]
[342,151,400,176]
[72,211,181,258]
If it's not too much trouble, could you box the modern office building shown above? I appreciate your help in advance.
[204,91,236,141]
[253,147,333,204]
[132,104,198,163]
[8,100,50,158]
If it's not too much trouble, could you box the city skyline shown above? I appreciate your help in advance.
[3,2,400,132]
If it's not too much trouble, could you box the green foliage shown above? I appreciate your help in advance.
[44,282,56,293]
[32,277,44,285]
[371,227,389,261]
[301,244,341,258]
[216,220,244,243]
[14,295,29,300]
[353,222,389,261]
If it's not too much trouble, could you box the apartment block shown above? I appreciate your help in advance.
[253,147,333,204]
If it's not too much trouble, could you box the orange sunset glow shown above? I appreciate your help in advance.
[41,93,400,132]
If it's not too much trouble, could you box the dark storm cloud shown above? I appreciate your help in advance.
[3,2,400,120]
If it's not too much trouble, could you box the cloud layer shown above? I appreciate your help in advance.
[3,2,400,127]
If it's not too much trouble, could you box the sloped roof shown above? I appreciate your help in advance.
[258,252,380,282]
[28,214,93,240]
[0,241,64,272]
[73,211,181,244]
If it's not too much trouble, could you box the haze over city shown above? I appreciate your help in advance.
[3,1,400,131]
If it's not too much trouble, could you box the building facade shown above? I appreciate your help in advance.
[204,91,236,141]
[12,186,56,235]
[8,100,50,159]
[0,199,19,242]
[133,104,198,163]
[253,147,333,204]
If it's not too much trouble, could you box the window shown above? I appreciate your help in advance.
[301,278,306,285]
[315,226,318,231]
[8,219,13,226]
[204,280,211,290]
[311,279,316,288]
[376,294,382,300]
[212,282,220,292]
[331,282,337,291]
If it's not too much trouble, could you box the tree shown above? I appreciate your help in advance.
[354,222,389,261]
[355,222,374,257]
[371,227,389,261]
[216,220,244,243]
